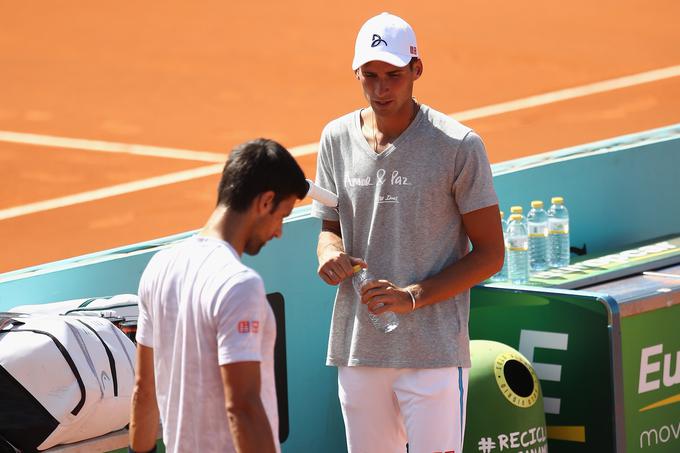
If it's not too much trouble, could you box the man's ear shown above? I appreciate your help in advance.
[255,191,276,215]
[413,60,423,80]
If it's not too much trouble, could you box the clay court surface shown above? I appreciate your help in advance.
[1,1,679,273]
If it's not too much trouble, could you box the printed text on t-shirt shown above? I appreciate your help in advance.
[344,169,412,188]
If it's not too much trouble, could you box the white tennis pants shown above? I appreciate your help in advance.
[338,366,469,453]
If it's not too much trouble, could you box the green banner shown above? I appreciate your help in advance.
[621,304,680,452]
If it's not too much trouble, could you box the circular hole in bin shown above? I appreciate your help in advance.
[503,359,534,397]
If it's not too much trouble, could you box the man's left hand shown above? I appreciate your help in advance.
[358,279,415,314]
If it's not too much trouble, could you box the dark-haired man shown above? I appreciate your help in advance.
[312,12,504,453]
[129,138,307,453]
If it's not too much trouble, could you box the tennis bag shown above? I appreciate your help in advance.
[0,314,136,452]
[10,294,139,322]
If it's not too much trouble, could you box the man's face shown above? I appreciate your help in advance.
[356,60,421,116]
[244,194,297,256]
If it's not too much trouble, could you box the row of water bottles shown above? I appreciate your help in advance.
[492,197,570,284]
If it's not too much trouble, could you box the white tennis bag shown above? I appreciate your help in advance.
[0,314,136,452]
[10,294,139,321]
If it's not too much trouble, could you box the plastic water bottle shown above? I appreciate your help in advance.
[506,214,529,284]
[510,206,527,228]
[353,268,399,333]
[490,211,508,281]
[527,201,549,272]
[548,196,570,268]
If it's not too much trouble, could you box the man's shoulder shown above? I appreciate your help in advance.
[226,266,264,290]
[214,267,266,315]
[420,104,473,142]
[142,237,257,286]
[200,253,263,297]
[141,241,181,276]
[321,110,357,139]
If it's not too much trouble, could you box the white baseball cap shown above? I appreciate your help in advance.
[352,12,419,71]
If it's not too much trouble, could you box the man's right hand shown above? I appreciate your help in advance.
[318,250,367,286]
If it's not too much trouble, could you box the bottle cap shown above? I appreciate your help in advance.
[551,196,564,204]
[531,200,544,208]
[509,214,523,221]
[510,206,523,213]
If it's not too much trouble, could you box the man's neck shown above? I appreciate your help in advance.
[373,99,418,138]
[362,99,418,153]
[198,205,247,256]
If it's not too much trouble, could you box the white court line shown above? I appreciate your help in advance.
[0,164,224,221]
[451,64,680,121]
[0,129,317,160]
[2,64,679,161]
[0,131,228,162]
[1,64,679,220]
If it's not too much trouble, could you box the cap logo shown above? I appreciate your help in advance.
[371,34,387,47]
[410,46,417,55]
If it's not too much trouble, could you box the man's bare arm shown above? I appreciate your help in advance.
[362,204,504,314]
[410,204,504,307]
[317,219,366,285]
[220,361,276,453]
[129,344,159,452]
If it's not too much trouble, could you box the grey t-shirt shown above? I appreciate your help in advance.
[311,104,498,368]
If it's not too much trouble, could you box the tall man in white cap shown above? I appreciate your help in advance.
[311,12,504,453]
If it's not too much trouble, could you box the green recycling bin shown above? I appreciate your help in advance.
[464,340,548,453]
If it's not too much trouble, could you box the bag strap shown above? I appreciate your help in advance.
[0,313,25,331]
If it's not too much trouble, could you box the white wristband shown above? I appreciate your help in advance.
[406,289,417,312]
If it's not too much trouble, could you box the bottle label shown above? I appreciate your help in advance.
[549,220,569,234]
[528,223,548,237]
[506,237,528,250]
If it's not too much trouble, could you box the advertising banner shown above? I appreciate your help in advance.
[621,304,680,452]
